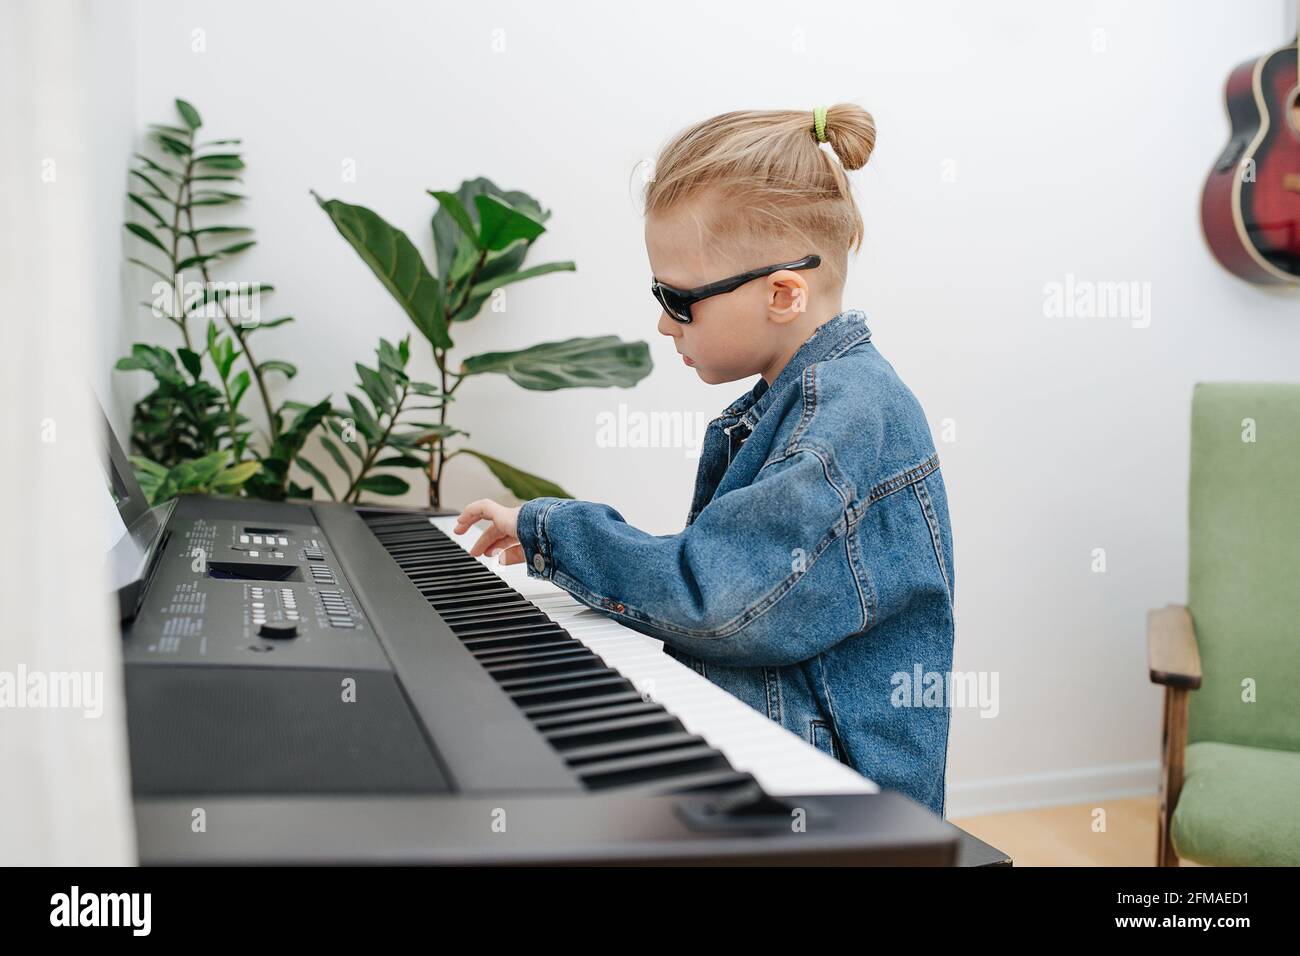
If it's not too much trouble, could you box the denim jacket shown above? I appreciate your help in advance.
[515,310,955,816]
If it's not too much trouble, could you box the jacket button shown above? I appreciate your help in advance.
[532,553,546,573]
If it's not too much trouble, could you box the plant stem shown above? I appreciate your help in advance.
[183,205,279,446]
[344,383,408,503]
[168,147,195,353]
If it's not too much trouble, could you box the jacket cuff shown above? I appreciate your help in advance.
[515,497,568,579]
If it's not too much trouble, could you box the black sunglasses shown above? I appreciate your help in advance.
[651,254,821,324]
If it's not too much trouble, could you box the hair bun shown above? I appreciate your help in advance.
[821,103,876,171]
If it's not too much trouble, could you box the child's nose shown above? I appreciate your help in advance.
[657,310,681,338]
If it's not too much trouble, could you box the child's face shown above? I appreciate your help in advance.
[645,201,812,386]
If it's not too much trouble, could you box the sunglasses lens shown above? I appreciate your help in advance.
[652,284,691,322]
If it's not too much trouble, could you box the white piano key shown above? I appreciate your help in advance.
[432,515,874,797]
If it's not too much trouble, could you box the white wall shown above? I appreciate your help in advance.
[121,0,1300,816]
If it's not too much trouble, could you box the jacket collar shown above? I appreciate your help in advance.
[721,309,871,428]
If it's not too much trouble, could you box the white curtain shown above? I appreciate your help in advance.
[0,0,136,865]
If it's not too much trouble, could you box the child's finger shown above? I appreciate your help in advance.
[469,523,511,558]
[453,499,496,534]
[498,544,525,566]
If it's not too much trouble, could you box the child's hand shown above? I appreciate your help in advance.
[453,498,524,565]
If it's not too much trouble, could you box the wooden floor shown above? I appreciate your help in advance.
[952,795,1191,866]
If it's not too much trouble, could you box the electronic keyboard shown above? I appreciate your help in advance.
[121,495,960,865]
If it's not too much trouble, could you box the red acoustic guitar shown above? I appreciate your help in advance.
[1201,13,1300,286]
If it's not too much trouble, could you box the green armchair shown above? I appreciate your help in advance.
[1149,383,1300,866]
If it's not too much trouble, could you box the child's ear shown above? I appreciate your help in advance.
[766,273,809,322]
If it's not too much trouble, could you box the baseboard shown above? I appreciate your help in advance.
[946,760,1160,819]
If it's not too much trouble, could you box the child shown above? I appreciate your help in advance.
[455,103,955,816]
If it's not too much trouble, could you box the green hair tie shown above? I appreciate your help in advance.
[813,105,828,143]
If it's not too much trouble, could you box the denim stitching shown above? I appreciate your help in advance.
[786,327,872,452]
[843,529,871,631]
[912,478,952,602]
[851,453,941,520]
[812,655,846,759]
[763,668,782,721]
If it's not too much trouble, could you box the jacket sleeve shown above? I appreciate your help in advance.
[513,446,860,667]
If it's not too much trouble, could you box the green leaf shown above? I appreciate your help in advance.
[428,191,479,247]
[154,133,191,156]
[175,98,202,130]
[190,189,247,202]
[467,260,575,300]
[214,240,255,257]
[387,425,462,449]
[294,455,335,500]
[128,257,172,282]
[317,435,354,479]
[128,194,168,227]
[230,369,251,408]
[355,474,410,496]
[326,417,365,457]
[473,194,546,251]
[125,222,168,253]
[195,154,245,170]
[175,253,218,270]
[374,454,425,469]
[258,359,297,379]
[356,362,395,415]
[128,170,168,197]
[116,344,185,386]
[430,177,549,287]
[134,155,180,182]
[313,192,451,349]
[211,461,260,491]
[177,347,203,379]
[460,335,652,391]
[187,225,252,237]
[460,449,571,500]
[345,394,381,443]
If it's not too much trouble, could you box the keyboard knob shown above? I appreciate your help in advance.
[258,621,299,639]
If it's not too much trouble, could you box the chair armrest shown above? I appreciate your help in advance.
[1148,604,1202,689]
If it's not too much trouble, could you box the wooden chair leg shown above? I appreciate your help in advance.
[1157,685,1189,867]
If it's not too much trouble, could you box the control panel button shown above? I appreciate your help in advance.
[258,621,299,639]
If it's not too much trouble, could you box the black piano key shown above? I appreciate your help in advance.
[558,731,701,765]
[575,744,728,788]
[495,662,612,690]
[452,620,569,640]
[477,646,594,669]
[518,689,647,718]
[438,607,552,628]
[531,699,665,729]
[460,628,571,651]
[613,768,757,796]
[507,674,632,704]
[544,712,684,746]
[471,640,585,664]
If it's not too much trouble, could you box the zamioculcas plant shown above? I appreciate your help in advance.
[314,177,652,508]
[118,98,331,501]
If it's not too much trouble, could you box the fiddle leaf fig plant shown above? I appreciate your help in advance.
[314,176,653,508]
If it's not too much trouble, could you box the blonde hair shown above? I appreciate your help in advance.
[643,103,876,286]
